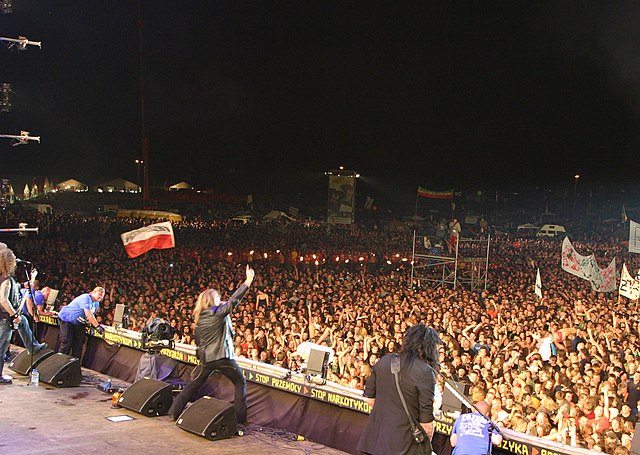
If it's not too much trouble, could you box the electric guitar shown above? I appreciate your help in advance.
[12,268,38,329]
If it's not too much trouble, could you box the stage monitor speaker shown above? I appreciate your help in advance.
[307,349,329,378]
[38,352,82,387]
[118,377,173,416]
[176,396,237,441]
[441,380,470,415]
[8,347,55,375]
[631,422,640,455]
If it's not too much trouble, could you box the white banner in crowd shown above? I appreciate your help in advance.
[619,263,640,300]
[561,237,617,293]
[629,220,640,254]
[561,237,594,280]
[534,268,543,298]
[592,257,617,293]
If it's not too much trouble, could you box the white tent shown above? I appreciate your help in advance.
[56,179,88,192]
[97,178,140,193]
[169,181,194,191]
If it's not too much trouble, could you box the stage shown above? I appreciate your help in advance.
[3,321,596,455]
[0,347,349,455]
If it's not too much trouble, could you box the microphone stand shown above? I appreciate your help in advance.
[18,264,37,378]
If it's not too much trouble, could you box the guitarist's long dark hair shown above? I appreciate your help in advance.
[400,324,441,372]
[0,247,17,279]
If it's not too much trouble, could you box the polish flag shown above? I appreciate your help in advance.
[120,221,175,258]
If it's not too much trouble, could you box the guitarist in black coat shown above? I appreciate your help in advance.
[358,324,441,455]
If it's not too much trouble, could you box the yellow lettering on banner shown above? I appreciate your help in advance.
[102,332,142,349]
[326,392,371,413]
[435,421,452,435]
[159,348,187,362]
[255,373,270,384]
[500,439,529,455]
[270,378,302,394]
[39,315,57,325]
[187,355,199,365]
[311,389,327,400]
[541,449,560,455]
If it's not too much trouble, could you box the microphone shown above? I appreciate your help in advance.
[16,258,32,266]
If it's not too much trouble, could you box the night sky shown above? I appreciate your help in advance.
[2,1,640,199]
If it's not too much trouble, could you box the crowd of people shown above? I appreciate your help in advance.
[1,207,638,454]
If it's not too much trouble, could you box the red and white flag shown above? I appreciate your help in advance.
[120,221,175,258]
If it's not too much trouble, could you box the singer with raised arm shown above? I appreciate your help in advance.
[358,324,441,455]
[168,265,254,424]
[57,286,105,358]
[0,247,47,384]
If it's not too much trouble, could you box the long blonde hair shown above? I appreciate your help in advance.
[193,289,220,324]
[0,248,17,279]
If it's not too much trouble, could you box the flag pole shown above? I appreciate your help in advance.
[414,189,419,218]
[451,189,456,216]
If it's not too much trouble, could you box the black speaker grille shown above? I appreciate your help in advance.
[118,378,173,416]
[37,353,82,387]
[8,348,55,375]
[176,396,237,441]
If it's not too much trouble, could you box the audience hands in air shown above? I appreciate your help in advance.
[245,265,255,286]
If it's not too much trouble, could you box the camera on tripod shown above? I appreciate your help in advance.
[141,318,176,352]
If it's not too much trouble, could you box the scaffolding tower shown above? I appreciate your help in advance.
[410,231,490,291]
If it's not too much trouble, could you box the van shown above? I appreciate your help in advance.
[231,214,253,224]
[536,224,566,238]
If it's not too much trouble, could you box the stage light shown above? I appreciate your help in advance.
[1,0,12,14]
[1,83,12,112]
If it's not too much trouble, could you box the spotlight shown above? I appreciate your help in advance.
[1,83,12,112]
[1,0,12,14]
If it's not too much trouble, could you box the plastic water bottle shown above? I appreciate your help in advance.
[30,368,39,386]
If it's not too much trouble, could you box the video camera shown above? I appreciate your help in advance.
[141,318,176,352]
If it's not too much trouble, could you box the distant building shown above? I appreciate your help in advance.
[56,178,89,192]
[168,181,194,191]
[96,178,140,193]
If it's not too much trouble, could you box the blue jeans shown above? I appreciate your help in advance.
[15,315,44,353]
[0,316,45,376]
[0,318,13,375]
